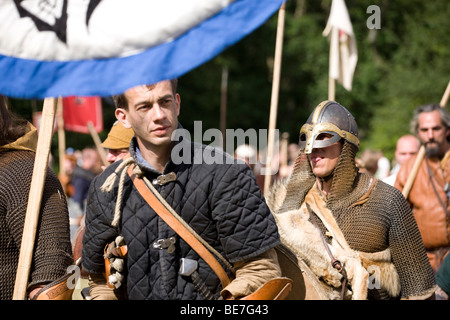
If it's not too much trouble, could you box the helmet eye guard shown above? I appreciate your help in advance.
[299,122,358,154]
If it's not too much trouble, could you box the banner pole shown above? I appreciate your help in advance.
[264,2,285,196]
[13,97,57,300]
[327,26,338,101]
[57,97,66,177]
[220,66,228,149]
[328,77,335,101]
[87,121,108,166]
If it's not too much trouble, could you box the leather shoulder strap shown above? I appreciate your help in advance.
[126,165,231,288]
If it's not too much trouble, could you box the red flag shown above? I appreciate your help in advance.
[63,96,103,133]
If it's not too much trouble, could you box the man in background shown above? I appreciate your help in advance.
[71,147,101,211]
[100,120,134,169]
[383,134,420,186]
[395,103,450,273]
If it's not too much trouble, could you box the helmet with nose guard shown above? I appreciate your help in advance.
[299,101,359,154]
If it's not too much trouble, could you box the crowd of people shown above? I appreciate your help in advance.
[1,80,449,300]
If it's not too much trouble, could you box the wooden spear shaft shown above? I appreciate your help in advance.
[57,97,66,177]
[87,121,108,166]
[13,97,57,300]
[402,80,450,198]
[264,2,285,196]
[328,27,338,101]
[440,80,450,112]
[220,66,228,149]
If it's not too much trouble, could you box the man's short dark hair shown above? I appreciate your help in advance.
[112,79,178,110]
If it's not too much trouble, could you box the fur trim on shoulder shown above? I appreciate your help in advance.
[274,207,401,299]
[266,179,288,213]
[273,208,343,289]
[359,250,401,298]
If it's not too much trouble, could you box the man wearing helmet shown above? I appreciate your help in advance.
[268,101,436,300]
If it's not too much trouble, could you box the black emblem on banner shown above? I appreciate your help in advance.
[13,0,102,44]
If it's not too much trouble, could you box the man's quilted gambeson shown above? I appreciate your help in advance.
[82,136,280,300]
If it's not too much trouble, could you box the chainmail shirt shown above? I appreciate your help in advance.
[0,149,73,299]
[269,141,436,299]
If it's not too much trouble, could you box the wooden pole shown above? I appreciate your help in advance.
[402,80,450,198]
[220,66,228,149]
[281,132,289,167]
[87,121,108,166]
[439,80,450,107]
[264,3,285,196]
[328,77,335,101]
[13,97,57,300]
[57,97,66,177]
[328,26,338,101]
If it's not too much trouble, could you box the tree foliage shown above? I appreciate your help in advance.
[181,0,449,162]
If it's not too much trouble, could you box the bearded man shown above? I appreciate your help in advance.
[268,101,436,300]
[395,104,450,273]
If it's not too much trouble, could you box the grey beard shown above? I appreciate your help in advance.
[425,144,442,158]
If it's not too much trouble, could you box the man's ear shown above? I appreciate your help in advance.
[115,108,132,129]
